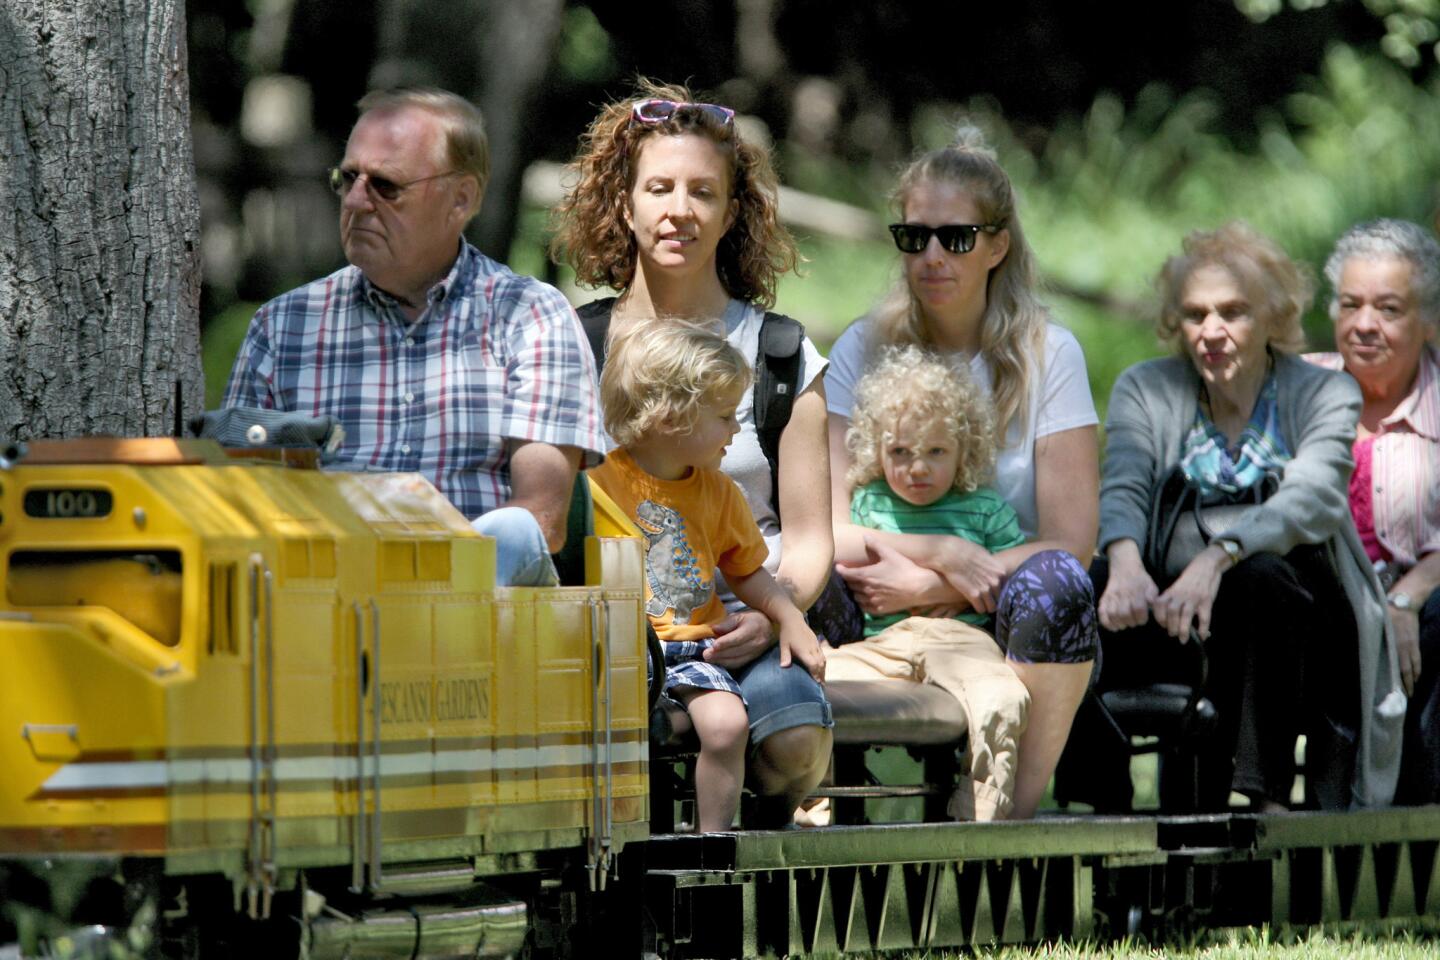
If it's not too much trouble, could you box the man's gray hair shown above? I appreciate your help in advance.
[1325,218,1440,328]
[357,88,489,209]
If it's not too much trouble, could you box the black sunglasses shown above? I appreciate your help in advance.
[888,222,1000,255]
[329,166,457,203]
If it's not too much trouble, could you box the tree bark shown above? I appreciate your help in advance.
[0,0,203,440]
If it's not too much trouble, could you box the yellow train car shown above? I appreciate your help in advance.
[0,438,650,957]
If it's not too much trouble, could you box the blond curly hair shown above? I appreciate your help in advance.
[845,344,997,495]
[600,321,752,448]
[549,78,799,309]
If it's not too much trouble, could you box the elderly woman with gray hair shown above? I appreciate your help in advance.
[1086,222,1403,813]
[1309,219,1440,805]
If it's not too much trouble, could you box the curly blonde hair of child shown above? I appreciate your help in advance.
[601,321,752,449]
[845,344,998,495]
[549,78,799,309]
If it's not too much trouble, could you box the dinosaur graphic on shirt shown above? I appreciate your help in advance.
[634,499,711,625]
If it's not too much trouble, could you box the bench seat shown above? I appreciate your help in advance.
[653,679,967,754]
[827,679,967,745]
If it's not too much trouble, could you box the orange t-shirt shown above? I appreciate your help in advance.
[589,449,770,640]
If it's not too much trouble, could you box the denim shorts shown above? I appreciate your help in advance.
[729,643,833,745]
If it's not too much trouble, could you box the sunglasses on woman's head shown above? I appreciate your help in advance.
[888,223,1000,255]
[631,98,736,127]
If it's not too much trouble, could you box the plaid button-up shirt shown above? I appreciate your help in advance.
[223,241,604,519]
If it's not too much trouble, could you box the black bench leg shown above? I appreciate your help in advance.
[1158,748,1200,814]
[649,757,678,833]
[832,747,867,825]
[922,747,960,822]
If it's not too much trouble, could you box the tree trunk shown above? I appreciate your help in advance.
[0,0,203,440]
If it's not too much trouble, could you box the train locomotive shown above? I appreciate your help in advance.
[2,436,1439,959]
[0,437,650,958]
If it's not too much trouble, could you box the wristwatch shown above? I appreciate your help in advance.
[1388,592,1417,613]
[1215,538,1242,567]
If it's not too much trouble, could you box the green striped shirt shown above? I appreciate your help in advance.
[851,481,1025,635]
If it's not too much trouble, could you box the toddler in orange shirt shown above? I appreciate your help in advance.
[589,323,825,832]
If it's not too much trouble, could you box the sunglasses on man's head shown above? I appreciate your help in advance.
[888,223,1000,255]
[630,98,736,127]
[329,166,457,203]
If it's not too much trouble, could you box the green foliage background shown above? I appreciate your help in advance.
[203,50,1440,422]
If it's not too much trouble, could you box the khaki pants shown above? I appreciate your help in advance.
[825,617,1030,821]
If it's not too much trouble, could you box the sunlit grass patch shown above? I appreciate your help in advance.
[871,917,1440,959]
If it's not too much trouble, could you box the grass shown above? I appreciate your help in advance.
[925,920,1440,959]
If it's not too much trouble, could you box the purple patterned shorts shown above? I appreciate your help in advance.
[994,549,1098,665]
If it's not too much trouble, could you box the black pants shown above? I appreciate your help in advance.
[1395,589,1440,805]
[1066,545,1357,811]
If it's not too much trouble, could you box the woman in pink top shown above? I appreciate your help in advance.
[1312,219,1440,805]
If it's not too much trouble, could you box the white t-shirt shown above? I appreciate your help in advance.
[825,319,1097,539]
[720,299,829,573]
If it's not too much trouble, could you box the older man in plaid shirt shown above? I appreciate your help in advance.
[224,89,604,586]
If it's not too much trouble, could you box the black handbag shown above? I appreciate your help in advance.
[805,567,865,646]
[1145,464,1279,581]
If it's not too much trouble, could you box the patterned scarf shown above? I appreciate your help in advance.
[1179,371,1290,496]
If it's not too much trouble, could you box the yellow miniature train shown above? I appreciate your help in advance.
[0,437,650,957]
[6,438,1438,959]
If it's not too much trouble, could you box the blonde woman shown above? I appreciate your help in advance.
[825,128,1099,819]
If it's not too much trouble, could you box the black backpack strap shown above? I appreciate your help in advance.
[580,299,803,520]
[755,311,805,520]
[576,297,618,373]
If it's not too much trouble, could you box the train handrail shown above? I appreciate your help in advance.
[369,599,383,892]
[588,598,602,887]
[244,554,277,919]
[602,595,614,888]
[246,561,260,913]
[261,564,277,918]
[350,600,365,894]
[587,594,615,890]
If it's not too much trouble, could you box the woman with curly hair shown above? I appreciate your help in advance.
[827,345,1032,820]
[1086,221,1403,811]
[825,127,1100,819]
[551,80,833,825]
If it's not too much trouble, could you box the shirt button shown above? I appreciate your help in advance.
[400,444,412,455]
[405,337,415,346]
[404,392,415,403]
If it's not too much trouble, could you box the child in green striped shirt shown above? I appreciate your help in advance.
[826,344,1030,820]
[841,345,1025,635]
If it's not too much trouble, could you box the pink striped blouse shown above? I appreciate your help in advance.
[1308,346,1440,569]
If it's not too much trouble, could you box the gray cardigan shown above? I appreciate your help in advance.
[1099,352,1405,809]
